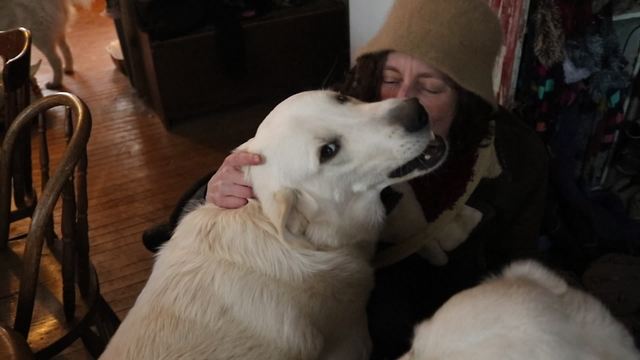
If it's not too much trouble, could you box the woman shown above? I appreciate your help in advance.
[202,0,547,358]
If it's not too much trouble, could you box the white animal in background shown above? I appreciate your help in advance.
[99,90,448,360]
[0,0,94,89]
[400,259,640,360]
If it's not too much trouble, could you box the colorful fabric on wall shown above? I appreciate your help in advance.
[517,0,630,188]
[514,0,640,261]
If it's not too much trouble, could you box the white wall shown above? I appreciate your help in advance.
[348,0,395,63]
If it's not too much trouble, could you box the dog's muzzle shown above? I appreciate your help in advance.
[389,134,448,178]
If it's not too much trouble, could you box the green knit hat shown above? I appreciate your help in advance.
[356,0,503,107]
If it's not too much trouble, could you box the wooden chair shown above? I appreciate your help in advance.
[0,27,37,243]
[0,325,33,360]
[0,93,120,358]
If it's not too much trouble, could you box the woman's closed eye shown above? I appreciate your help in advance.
[383,78,401,85]
[419,79,448,94]
[419,86,443,94]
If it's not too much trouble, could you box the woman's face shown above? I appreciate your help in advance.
[380,52,457,138]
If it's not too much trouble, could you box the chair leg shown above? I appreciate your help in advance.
[80,295,120,358]
[95,295,121,337]
[80,329,104,358]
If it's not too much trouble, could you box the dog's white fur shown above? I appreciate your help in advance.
[100,90,441,360]
[400,260,640,360]
[0,0,92,88]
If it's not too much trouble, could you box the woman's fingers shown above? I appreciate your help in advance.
[224,151,263,168]
[205,151,263,208]
[206,184,255,208]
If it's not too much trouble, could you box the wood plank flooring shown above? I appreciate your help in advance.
[21,3,272,358]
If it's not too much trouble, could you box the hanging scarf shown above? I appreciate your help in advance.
[534,0,566,68]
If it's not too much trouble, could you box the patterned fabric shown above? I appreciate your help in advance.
[517,0,630,187]
[534,0,566,68]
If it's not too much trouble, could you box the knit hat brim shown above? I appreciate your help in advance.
[356,0,503,107]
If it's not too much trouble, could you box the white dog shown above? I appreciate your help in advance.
[100,90,448,360]
[0,0,93,88]
[400,260,640,360]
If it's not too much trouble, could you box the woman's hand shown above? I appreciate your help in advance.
[206,151,264,208]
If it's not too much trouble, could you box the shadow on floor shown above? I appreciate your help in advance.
[169,98,281,152]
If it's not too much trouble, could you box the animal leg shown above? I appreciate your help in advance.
[35,40,64,89]
[59,37,74,74]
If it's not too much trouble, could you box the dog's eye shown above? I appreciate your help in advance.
[319,141,340,163]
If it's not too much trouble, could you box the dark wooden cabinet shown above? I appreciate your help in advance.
[117,0,349,128]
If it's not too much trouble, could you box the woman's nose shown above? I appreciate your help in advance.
[395,83,416,99]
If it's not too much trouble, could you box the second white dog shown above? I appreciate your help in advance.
[0,0,93,88]
[400,260,640,360]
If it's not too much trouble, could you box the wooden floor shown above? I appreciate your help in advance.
[22,3,270,359]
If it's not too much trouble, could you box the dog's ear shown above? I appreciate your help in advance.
[263,188,318,249]
[269,189,299,236]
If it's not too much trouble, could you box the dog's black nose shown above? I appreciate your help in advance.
[393,98,429,133]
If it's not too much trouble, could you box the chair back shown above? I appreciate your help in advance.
[0,28,36,235]
[1,28,32,120]
[0,92,91,339]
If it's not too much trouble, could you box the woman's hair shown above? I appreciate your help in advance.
[338,51,494,157]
